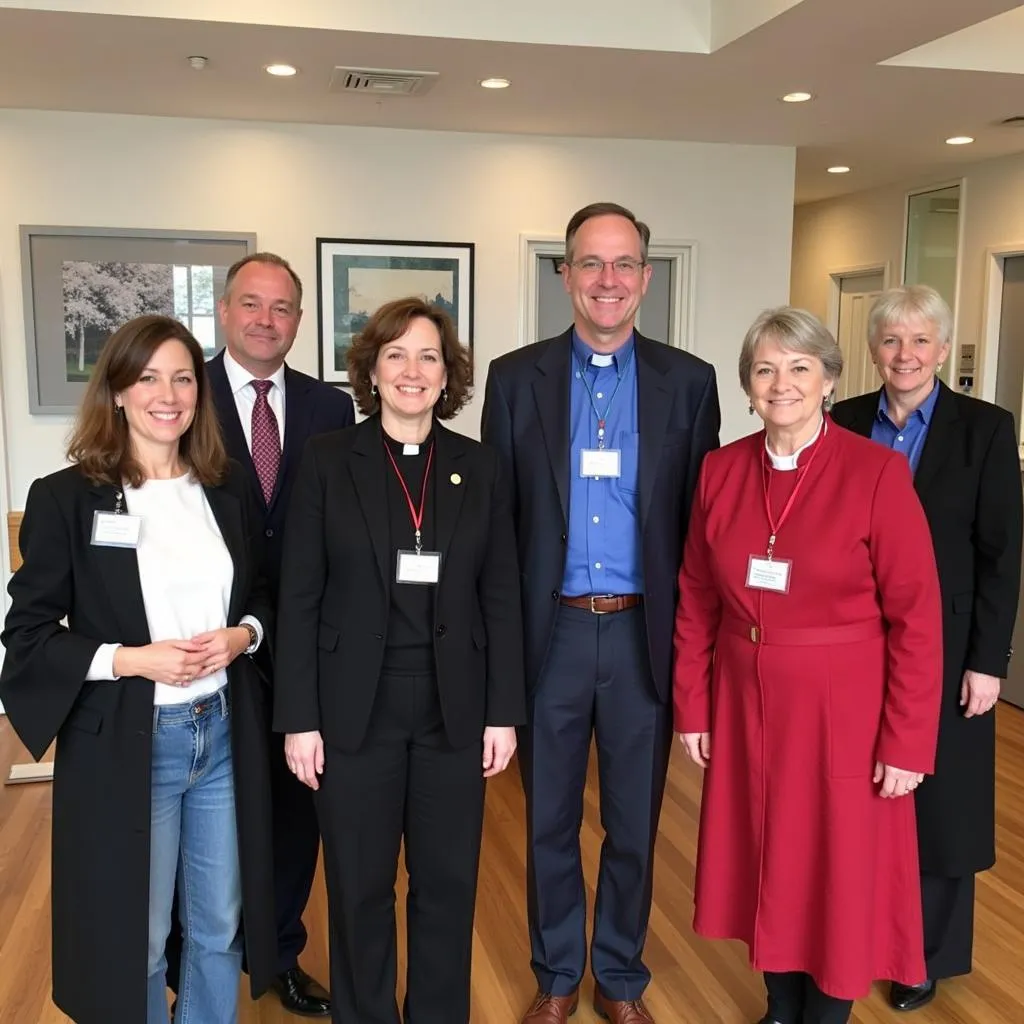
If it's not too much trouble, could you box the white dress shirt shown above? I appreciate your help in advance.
[222,348,287,450]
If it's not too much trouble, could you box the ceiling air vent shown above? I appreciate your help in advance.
[329,66,439,97]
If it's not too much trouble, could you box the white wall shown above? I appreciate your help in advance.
[0,109,795,510]
[792,149,1024,397]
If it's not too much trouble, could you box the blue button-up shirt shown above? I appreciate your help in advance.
[870,383,940,474]
[562,331,642,596]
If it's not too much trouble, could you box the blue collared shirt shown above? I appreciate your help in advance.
[562,331,642,596]
[870,383,940,474]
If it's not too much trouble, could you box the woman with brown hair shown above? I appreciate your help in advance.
[0,314,276,1024]
[275,296,526,1023]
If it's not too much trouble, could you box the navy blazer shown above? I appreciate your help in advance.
[482,328,720,702]
[206,350,355,589]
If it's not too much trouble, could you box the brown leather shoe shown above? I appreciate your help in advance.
[520,990,579,1023]
[594,989,655,1023]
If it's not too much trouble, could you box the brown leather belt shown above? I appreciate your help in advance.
[559,594,643,615]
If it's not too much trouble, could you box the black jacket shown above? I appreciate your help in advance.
[273,417,526,750]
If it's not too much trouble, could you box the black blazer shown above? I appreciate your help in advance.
[481,328,720,702]
[273,417,526,751]
[833,381,1023,874]
[0,462,277,1024]
[206,350,355,589]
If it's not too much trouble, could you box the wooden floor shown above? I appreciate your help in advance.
[2,706,1024,1023]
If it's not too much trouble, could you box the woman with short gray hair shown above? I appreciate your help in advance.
[833,285,1022,1013]
[673,307,943,1024]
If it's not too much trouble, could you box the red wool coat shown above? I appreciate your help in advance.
[672,421,942,1000]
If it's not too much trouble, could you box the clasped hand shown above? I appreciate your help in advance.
[114,628,250,686]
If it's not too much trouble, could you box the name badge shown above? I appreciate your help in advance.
[580,448,621,479]
[745,555,792,594]
[91,510,142,548]
[396,549,441,585]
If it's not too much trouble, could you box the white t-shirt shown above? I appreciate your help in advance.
[85,473,260,705]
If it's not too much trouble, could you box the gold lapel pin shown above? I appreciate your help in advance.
[450,473,462,485]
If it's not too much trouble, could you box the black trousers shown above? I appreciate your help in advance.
[922,872,975,980]
[764,972,853,1024]
[519,605,672,1002]
[315,671,485,1024]
[268,729,323,972]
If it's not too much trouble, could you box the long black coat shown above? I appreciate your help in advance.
[833,382,1023,875]
[0,462,277,1024]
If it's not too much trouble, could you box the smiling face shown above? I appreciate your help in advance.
[218,260,302,376]
[371,316,448,426]
[872,312,950,404]
[749,335,834,437]
[561,213,652,351]
[115,339,198,459]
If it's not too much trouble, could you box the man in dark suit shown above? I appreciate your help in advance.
[482,203,720,1024]
[209,252,354,1015]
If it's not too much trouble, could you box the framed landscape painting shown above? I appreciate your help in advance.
[316,238,474,385]
[20,226,256,414]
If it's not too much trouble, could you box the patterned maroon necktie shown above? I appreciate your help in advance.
[250,379,281,505]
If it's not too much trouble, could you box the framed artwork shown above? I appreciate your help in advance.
[20,226,256,414]
[316,238,474,385]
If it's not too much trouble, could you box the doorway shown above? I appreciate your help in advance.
[830,269,884,401]
[994,254,1024,711]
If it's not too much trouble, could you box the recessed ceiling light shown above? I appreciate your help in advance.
[827,165,851,174]
[781,91,813,103]
[479,77,511,89]
[945,135,974,145]
[265,63,298,77]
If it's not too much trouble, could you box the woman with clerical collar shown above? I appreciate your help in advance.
[274,296,526,1024]
[672,307,943,1024]
[833,285,1023,1013]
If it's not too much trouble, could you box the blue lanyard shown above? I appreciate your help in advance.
[575,348,635,450]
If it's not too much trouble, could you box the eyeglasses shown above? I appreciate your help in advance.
[568,258,646,277]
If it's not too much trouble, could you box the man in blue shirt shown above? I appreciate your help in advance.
[483,203,720,1024]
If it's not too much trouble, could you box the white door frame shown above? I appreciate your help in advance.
[825,262,890,339]
[517,233,698,351]
[979,242,1024,449]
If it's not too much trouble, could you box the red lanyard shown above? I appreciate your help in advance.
[384,440,434,553]
[760,426,824,560]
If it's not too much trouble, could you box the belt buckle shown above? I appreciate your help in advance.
[590,594,613,615]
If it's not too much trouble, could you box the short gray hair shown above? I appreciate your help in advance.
[867,285,952,349]
[222,251,303,307]
[738,306,843,394]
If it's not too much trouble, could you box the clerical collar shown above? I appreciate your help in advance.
[765,417,825,471]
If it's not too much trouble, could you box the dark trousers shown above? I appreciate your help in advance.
[315,671,485,1024]
[519,605,672,1002]
[922,872,975,980]
[764,972,853,1024]
[269,730,323,973]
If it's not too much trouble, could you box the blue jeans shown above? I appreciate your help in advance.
[147,686,242,1024]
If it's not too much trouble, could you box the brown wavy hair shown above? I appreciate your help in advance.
[347,297,472,419]
[66,315,227,487]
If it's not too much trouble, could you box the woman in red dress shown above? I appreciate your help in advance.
[672,307,943,1024]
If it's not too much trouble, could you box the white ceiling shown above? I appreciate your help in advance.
[2,0,1024,203]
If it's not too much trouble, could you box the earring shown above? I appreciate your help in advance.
[441,388,448,404]
[371,384,378,397]
[823,393,834,411]
[937,363,944,373]
[748,401,754,415]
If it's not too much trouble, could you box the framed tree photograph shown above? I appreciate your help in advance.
[20,226,256,414]
[316,238,475,385]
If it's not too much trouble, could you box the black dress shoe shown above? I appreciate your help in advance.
[890,980,937,1012]
[271,967,331,1017]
